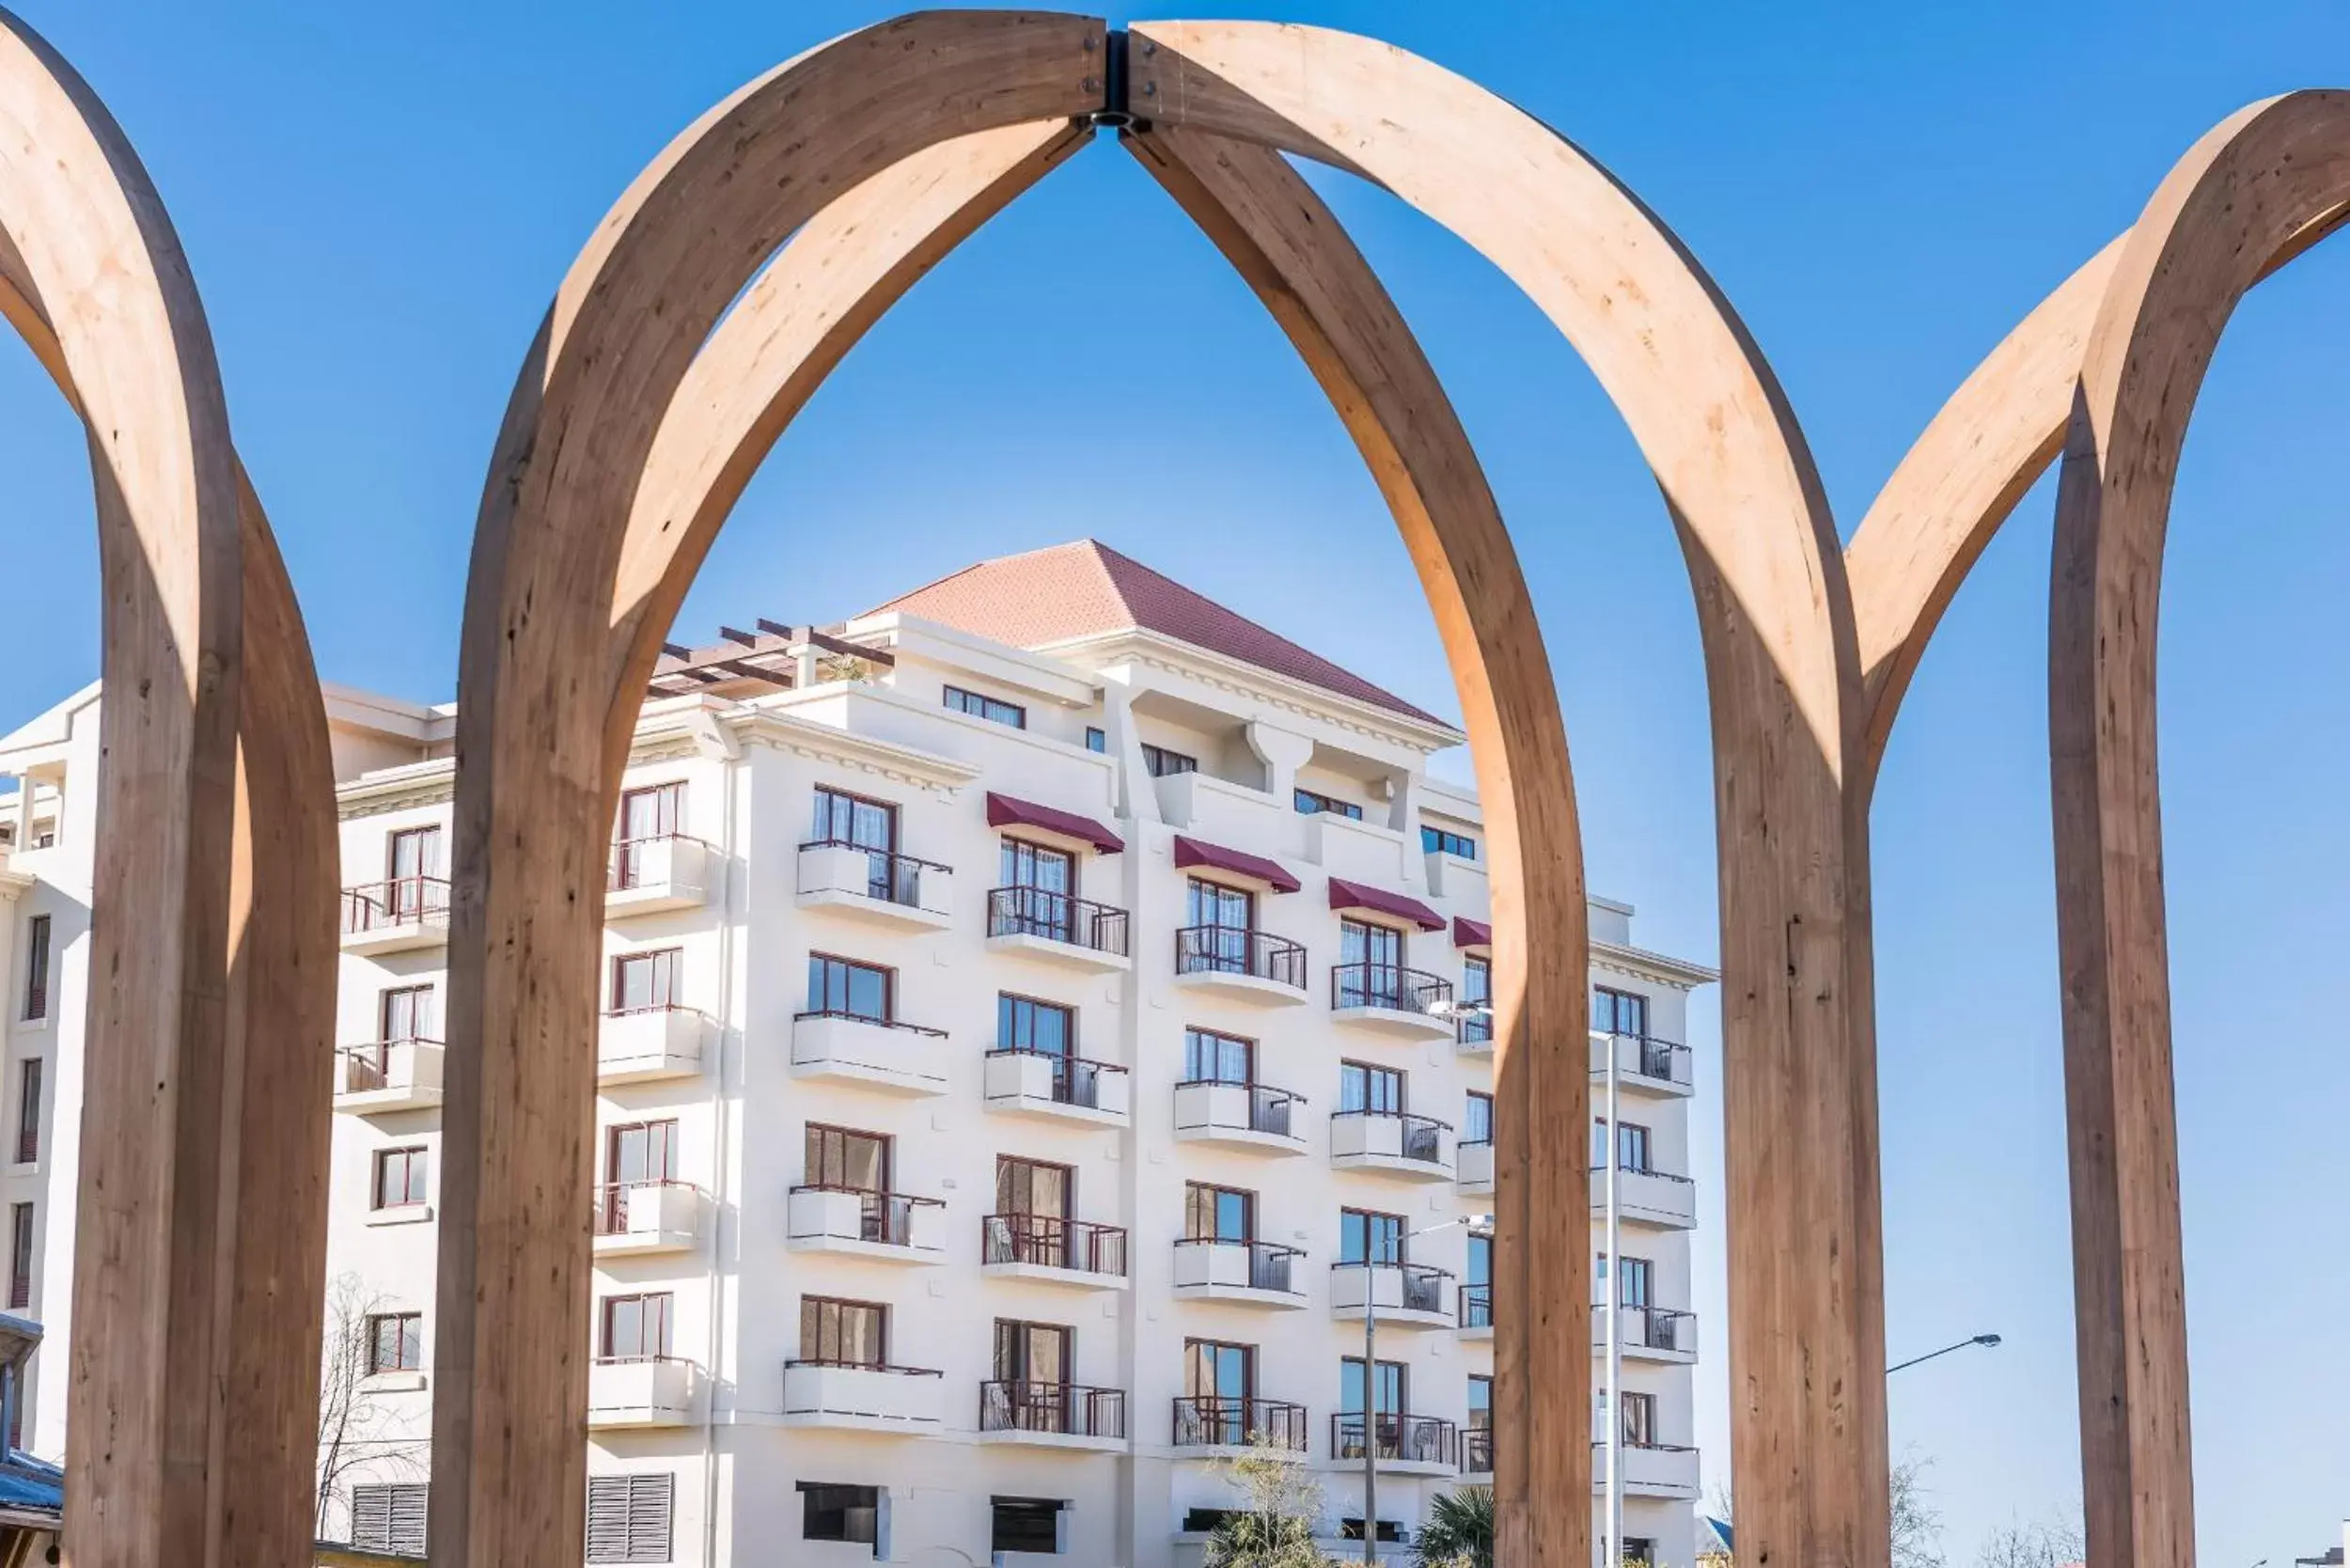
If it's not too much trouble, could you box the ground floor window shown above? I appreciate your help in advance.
[352,1482,428,1556]
[801,1482,881,1547]
[991,1497,1065,1554]
[587,1473,674,1564]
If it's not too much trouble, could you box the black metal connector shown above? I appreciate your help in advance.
[1089,29,1135,131]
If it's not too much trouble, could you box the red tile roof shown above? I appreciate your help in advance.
[863,540,1449,727]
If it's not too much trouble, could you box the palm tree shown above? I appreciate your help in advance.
[1412,1485,1495,1568]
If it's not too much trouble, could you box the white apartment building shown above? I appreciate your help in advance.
[0,539,1714,1566]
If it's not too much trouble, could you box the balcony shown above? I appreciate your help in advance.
[781,1360,945,1435]
[980,1215,1128,1291]
[1331,1412,1456,1477]
[786,1185,947,1263]
[590,1181,701,1257]
[977,1381,1128,1453]
[790,1010,948,1097]
[1591,1165,1699,1231]
[1329,1110,1453,1182]
[1456,1010,1496,1059]
[1171,1396,1309,1460]
[985,887,1131,973]
[338,876,449,955]
[795,839,953,931]
[1590,1030,1695,1099]
[333,1041,444,1114]
[1593,1440,1702,1499]
[1172,1080,1309,1156]
[983,1048,1130,1128]
[596,1005,709,1084]
[604,834,713,916]
[586,1356,702,1428]
[1328,1262,1453,1329]
[1459,1283,1492,1340]
[1457,1138,1494,1195]
[1594,1305,1699,1364]
[1171,1239,1308,1309]
[1329,963,1457,1040]
[1171,927,1309,1007]
[1461,1425,1494,1479]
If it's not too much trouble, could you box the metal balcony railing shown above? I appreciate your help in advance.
[1331,962,1453,1016]
[1173,1236,1306,1294]
[980,1380,1125,1439]
[987,886,1130,957]
[340,875,450,935]
[799,837,952,906]
[982,1214,1127,1278]
[1331,1411,1455,1466]
[1172,1395,1308,1451]
[1460,1283,1493,1329]
[590,1178,699,1235]
[984,1046,1128,1109]
[1331,1107,1450,1165]
[1174,1079,1306,1139]
[1461,1425,1495,1474]
[1174,926,1308,988]
[1333,1259,1452,1315]
[787,1184,944,1247]
[607,832,711,891]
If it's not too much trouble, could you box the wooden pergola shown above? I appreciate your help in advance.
[6,7,2337,1564]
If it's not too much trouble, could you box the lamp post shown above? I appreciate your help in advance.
[1360,1210,1491,1565]
[1886,1332,2002,1375]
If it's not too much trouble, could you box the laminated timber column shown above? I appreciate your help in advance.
[0,13,337,1567]
[1125,23,1886,1565]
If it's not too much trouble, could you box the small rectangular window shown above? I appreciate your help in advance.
[996,993,1073,1055]
[799,1296,888,1368]
[800,1482,881,1544]
[22,916,50,1022]
[366,1311,422,1374]
[1593,984,1649,1039]
[1142,744,1198,777]
[1464,1090,1494,1144]
[587,1472,675,1564]
[7,1202,30,1309]
[944,685,1026,729]
[1084,727,1107,753]
[352,1482,430,1556]
[1419,824,1478,859]
[372,1146,429,1210]
[610,948,682,1012]
[379,984,437,1043]
[992,1497,1065,1555]
[1293,787,1362,820]
[806,953,892,1023]
[600,1293,672,1361]
[13,1058,40,1166]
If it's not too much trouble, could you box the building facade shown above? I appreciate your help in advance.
[0,541,1713,1565]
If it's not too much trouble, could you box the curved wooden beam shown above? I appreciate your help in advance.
[1127,24,1885,1561]
[0,12,336,1566]
[2046,89,2350,1568]
[439,16,1106,1562]
[1122,121,1588,1562]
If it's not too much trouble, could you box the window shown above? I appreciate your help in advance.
[13,1058,39,1165]
[21,917,49,1022]
[1182,1027,1253,1085]
[1340,1356,1405,1415]
[1142,744,1198,777]
[386,824,442,901]
[610,948,681,1012]
[1339,1208,1403,1266]
[1293,787,1361,820]
[1184,1339,1254,1402]
[379,984,436,1043]
[1593,984,1649,1039]
[992,1318,1071,1384]
[996,1155,1072,1220]
[1183,1183,1253,1244]
[991,1497,1065,1555]
[1593,1117,1654,1171]
[606,1121,679,1187]
[1000,838,1073,893]
[1460,955,1493,1043]
[805,1123,889,1193]
[997,993,1073,1057]
[587,1473,674,1564]
[1465,1231,1492,1290]
[799,1482,880,1546]
[809,787,897,853]
[600,1293,672,1360]
[1622,1541,1656,1567]
[1619,1389,1659,1446]
[616,781,683,843]
[1464,1090,1494,1144]
[367,1312,422,1374]
[372,1146,429,1210]
[1615,1254,1653,1308]
[1338,1060,1403,1115]
[944,685,1026,729]
[1467,1373,1493,1429]
[799,1296,887,1368]
[1420,823,1478,859]
[1185,877,1253,940]
[27,821,53,852]
[352,1482,430,1556]
[806,953,891,1022]
[1084,727,1107,754]
[6,1203,29,1310]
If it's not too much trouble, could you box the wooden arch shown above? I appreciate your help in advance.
[446,12,1877,1568]
[0,12,337,1568]
[1840,89,2350,1568]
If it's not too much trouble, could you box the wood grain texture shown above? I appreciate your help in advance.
[1127,23,1885,1563]
[0,12,335,1564]
[2046,90,2350,1568]
[1124,122,1589,1565]
[439,17,1104,1565]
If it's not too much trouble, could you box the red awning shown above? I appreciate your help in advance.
[985,792,1124,855]
[1452,917,1493,949]
[1327,877,1446,933]
[1173,836,1301,893]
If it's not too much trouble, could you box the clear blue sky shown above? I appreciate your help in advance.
[3,2,2344,1560]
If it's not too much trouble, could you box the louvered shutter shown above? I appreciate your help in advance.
[351,1485,393,1551]
[588,1472,673,1563]
[389,1483,430,1556]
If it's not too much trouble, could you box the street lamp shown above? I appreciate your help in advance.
[1359,1210,1492,1565]
[1886,1333,2002,1375]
